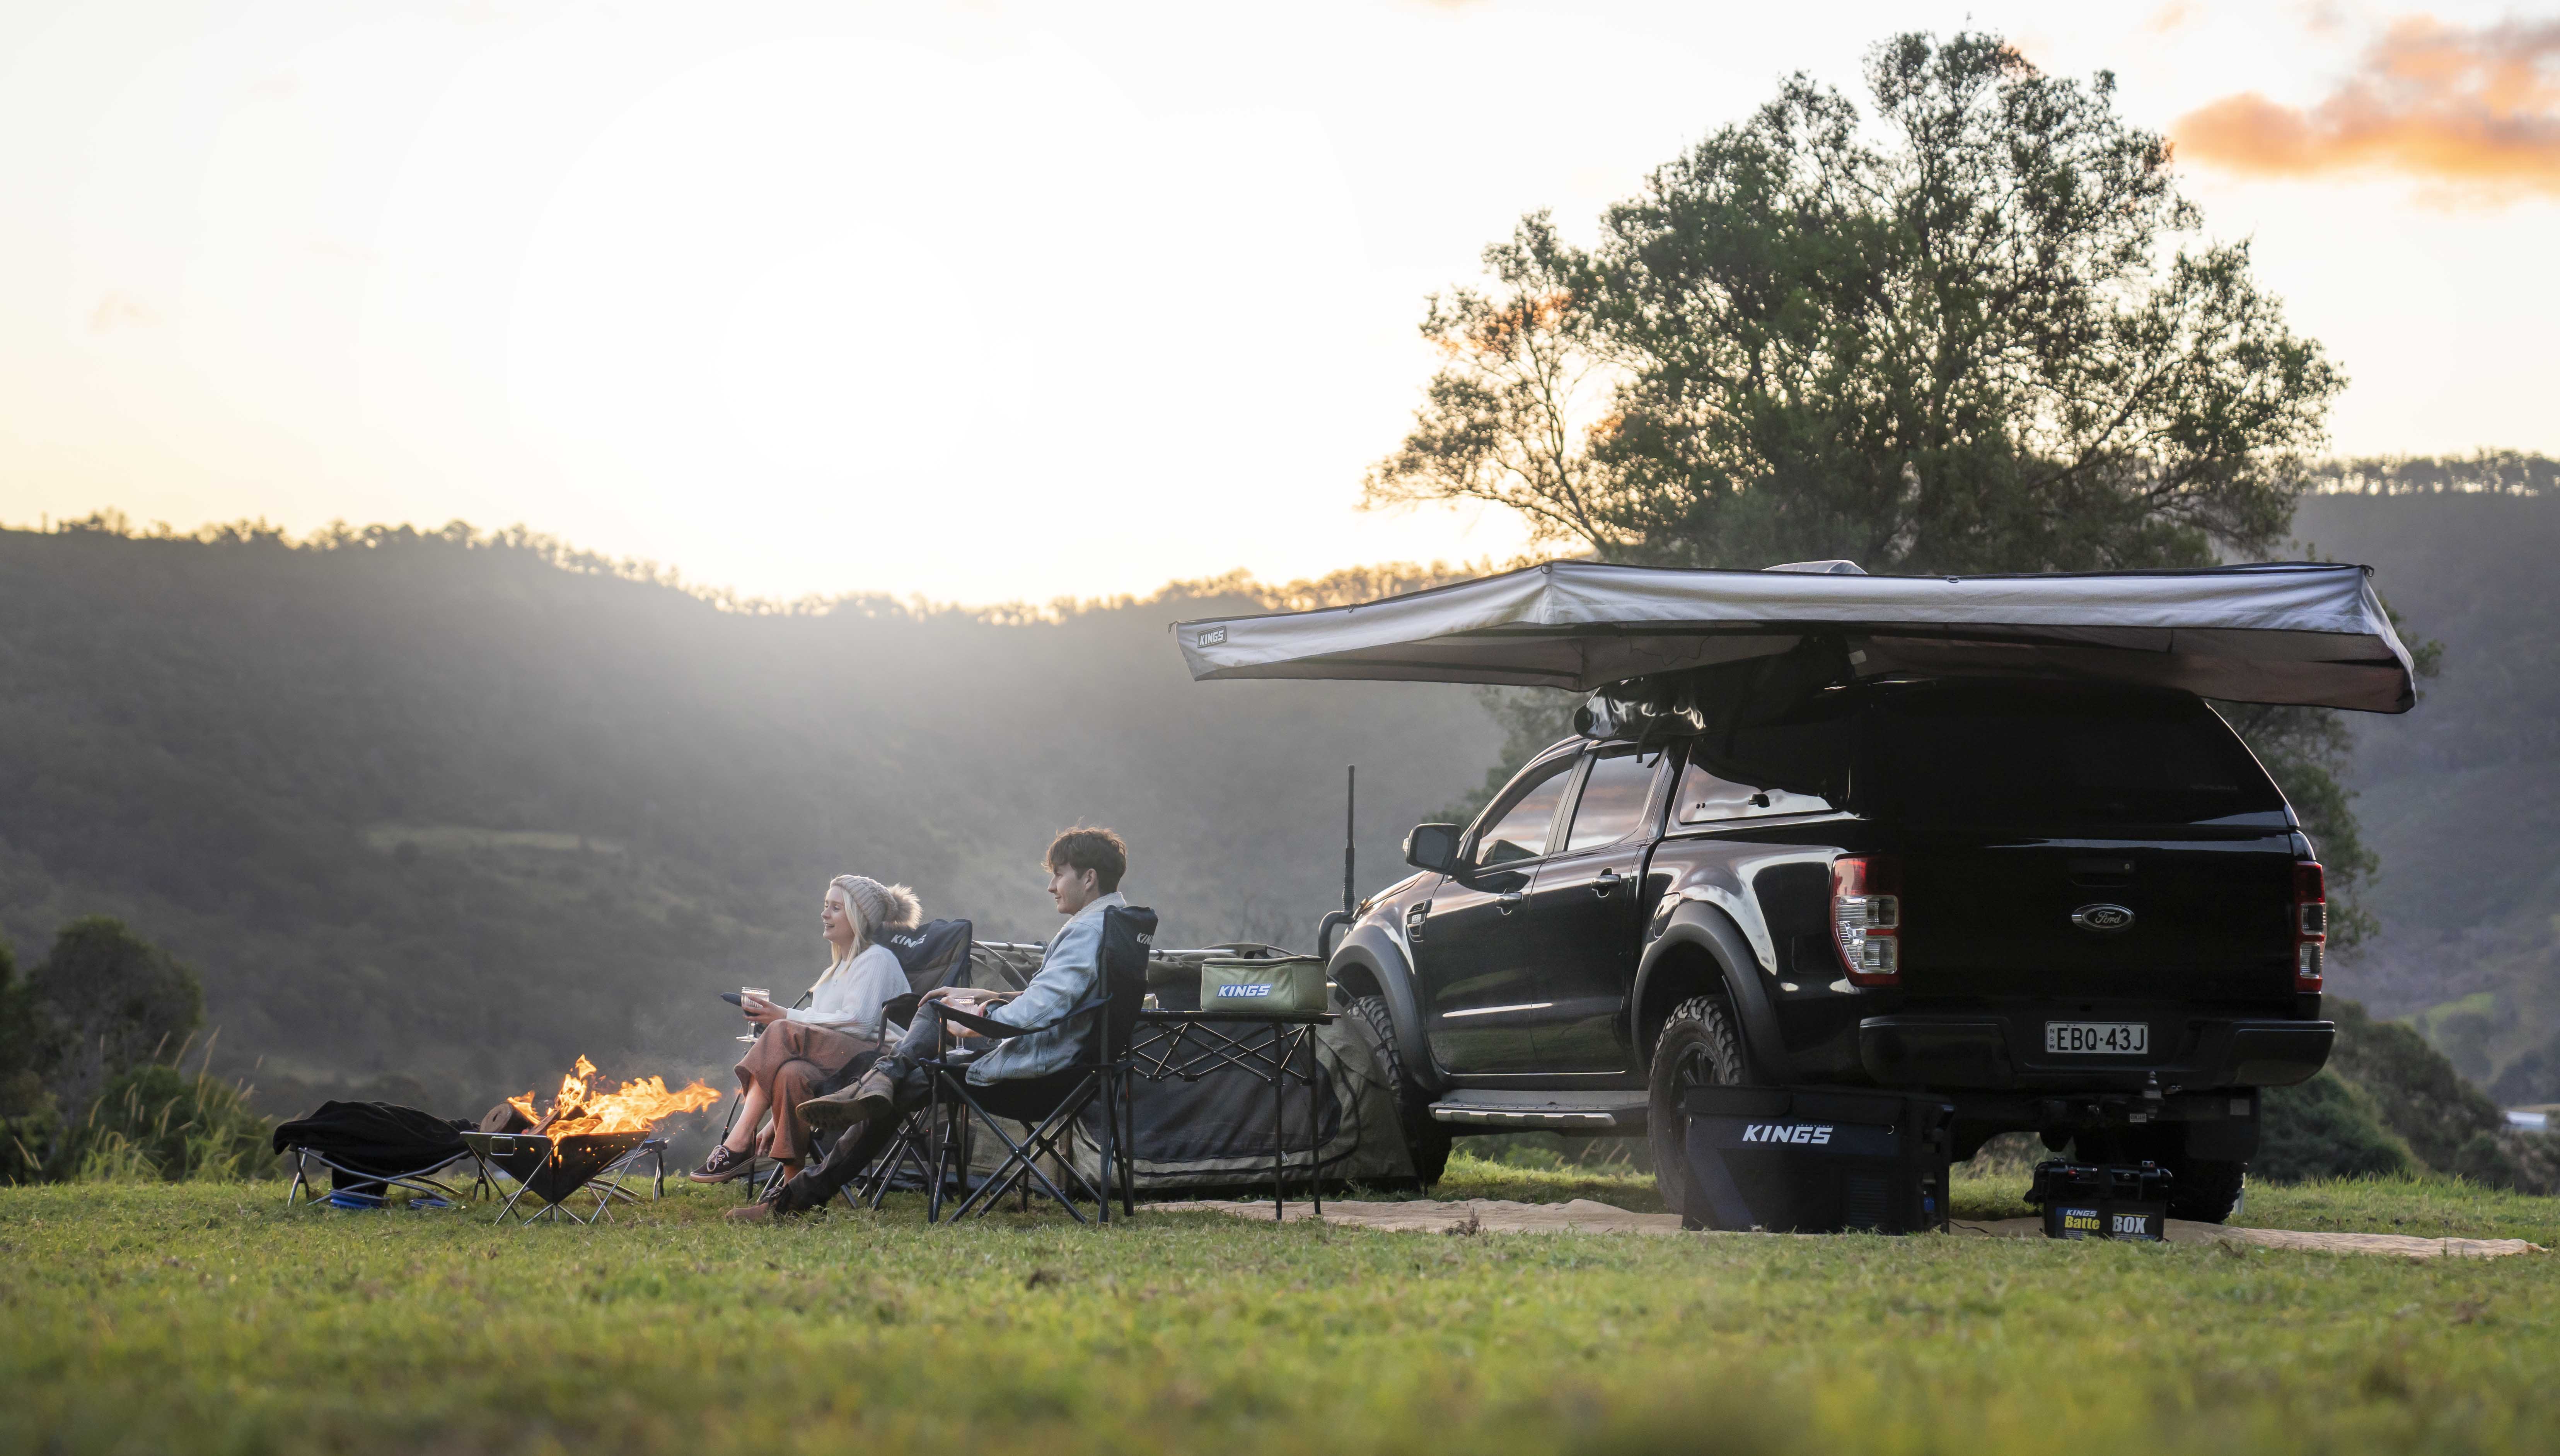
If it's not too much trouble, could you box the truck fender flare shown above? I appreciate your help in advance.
[1633,900,1793,1082]
[1328,923,1445,1093]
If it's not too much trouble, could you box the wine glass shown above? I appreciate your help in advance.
[739,987,771,1042]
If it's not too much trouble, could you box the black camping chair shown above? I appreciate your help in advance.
[276,1101,489,1210]
[717,920,977,1201]
[916,905,1153,1226]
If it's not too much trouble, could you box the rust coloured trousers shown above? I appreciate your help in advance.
[733,1020,879,1161]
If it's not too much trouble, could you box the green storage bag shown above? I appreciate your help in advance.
[1198,956,1329,1014]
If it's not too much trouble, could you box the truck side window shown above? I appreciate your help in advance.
[1674,757,1834,824]
[1470,755,1576,868]
[1563,749,1659,851]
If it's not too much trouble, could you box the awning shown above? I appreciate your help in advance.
[1173,560,2416,713]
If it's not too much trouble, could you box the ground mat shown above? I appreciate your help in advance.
[1151,1197,2547,1259]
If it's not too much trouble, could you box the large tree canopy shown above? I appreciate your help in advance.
[1368,32,2343,575]
[1372,31,2415,931]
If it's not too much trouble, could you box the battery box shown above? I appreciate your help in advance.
[1680,1086,1955,1234]
[2026,1160,2174,1241]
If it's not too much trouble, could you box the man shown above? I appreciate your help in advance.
[728,826,1129,1221]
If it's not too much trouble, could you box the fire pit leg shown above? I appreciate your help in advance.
[494,1176,542,1227]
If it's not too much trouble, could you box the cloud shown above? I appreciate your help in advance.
[88,292,160,333]
[2173,16,2560,198]
[2144,2,2201,38]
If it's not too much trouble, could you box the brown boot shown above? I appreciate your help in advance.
[846,1064,902,1119]
[724,1199,782,1223]
[803,1066,899,1131]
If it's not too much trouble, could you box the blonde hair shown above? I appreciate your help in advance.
[819,875,923,983]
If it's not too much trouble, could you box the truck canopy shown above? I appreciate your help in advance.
[1173,560,2416,713]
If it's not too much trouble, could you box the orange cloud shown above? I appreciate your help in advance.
[2173,16,2560,196]
[2144,2,2201,38]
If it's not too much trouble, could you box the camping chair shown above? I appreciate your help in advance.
[916,905,1154,1226]
[275,1101,491,1210]
[847,990,964,1208]
[716,920,977,1202]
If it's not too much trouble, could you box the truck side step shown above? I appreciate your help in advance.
[1428,1092,1648,1132]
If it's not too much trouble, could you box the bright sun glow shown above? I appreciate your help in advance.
[0,0,2552,604]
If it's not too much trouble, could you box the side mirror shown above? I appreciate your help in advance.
[1404,823,1461,875]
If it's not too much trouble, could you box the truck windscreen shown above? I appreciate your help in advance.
[1865,686,2286,827]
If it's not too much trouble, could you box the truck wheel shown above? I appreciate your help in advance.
[1344,993,1450,1187]
[1648,994,1752,1216]
[2162,1160,2247,1224]
[2084,1127,2247,1225]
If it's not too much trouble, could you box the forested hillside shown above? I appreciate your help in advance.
[0,525,1495,1115]
[2296,486,2560,1101]
[4,483,2550,1123]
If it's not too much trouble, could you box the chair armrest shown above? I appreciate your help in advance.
[935,994,1107,1042]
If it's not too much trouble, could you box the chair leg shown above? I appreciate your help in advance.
[939,1082,1106,1225]
[1117,1066,1138,1217]
[926,1079,951,1224]
[1096,1067,1116,1226]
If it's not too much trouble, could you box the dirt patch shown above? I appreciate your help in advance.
[1153,1198,2545,1259]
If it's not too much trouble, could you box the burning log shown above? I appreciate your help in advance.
[507,1057,721,1140]
[469,1058,723,1224]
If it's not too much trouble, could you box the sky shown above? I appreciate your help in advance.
[1,1,2554,606]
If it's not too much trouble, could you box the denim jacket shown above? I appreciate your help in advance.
[968,892,1126,1084]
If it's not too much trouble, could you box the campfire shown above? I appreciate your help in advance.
[507,1056,721,1138]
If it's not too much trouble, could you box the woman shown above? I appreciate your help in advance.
[689,874,921,1183]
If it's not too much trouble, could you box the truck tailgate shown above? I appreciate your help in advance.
[1898,834,2298,1005]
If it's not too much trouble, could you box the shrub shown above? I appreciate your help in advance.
[68,1058,275,1183]
[2326,999,2503,1170]
[2255,1069,2415,1182]
[2452,1126,2560,1195]
[0,1088,63,1184]
[0,940,65,1183]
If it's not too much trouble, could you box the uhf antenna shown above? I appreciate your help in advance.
[1342,765,1357,917]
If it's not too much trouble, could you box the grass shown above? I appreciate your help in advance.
[2,1156,2555,1456]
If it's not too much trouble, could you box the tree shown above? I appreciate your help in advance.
[0,939,63,1182]
[25,917,203,1116]
[1370,32,2343,575]
[1370,31,2411,921]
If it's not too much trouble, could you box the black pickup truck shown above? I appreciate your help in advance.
[1325,677,2336,1222]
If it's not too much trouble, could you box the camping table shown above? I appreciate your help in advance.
[1130,1008,1335,1221]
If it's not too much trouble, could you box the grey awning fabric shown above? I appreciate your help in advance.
[1173,561,2416,713]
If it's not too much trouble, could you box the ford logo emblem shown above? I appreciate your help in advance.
[2072,903,2135,933]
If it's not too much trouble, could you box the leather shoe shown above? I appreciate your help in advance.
[724,1197,786,1223]
[687,1144,755,1183]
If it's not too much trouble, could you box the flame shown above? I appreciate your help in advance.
[508,1056,722,1138]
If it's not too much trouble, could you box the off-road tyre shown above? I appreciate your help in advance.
[1344,993,1450,1187]
[2161,1159,2247,1224]
[1647,994,1753,1216]
[2079,1127,2248,1225]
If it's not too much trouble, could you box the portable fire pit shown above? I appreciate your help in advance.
[462,1129,668,1226]
[463,1057,717,1227]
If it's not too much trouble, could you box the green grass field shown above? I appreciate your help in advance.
[4,1156,2554,1456]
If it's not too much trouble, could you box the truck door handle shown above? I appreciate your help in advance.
[1593,870,1621,897]
[1495,891,1524,914]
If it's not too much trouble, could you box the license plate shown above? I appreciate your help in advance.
[2045,1021,2149,1055]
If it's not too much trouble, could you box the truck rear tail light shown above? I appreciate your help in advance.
[2293,860,2326,993]
[1832,856,1901,987]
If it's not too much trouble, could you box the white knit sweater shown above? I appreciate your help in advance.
[785,943,908,1036]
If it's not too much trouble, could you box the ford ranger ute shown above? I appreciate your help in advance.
[1325,675,2336,1223]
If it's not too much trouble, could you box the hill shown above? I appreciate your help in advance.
[0,524,1495,1114]
[2292,487,2560,1100]
[5,485,2552,1123]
